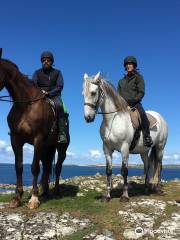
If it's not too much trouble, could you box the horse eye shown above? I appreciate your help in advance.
[91,91,96,96]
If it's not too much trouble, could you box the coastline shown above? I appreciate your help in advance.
[77,164,180,169]
[0,163,180,168]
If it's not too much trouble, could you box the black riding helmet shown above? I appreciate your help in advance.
[124,56,137,68]
[41,51,54,63]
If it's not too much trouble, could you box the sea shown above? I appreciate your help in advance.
[0,164,179,192]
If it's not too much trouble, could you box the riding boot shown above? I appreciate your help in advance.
[141,115,153,147]
[58,118,67,144]
[135,103,153,147]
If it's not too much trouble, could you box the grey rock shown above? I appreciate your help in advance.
[0,211,91,239]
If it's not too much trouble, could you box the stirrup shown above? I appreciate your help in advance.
[144,136,153,147]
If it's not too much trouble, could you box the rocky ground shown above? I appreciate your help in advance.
[0,174,180,239]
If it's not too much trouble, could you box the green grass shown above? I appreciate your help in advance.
[0,179,179,239]
[62,226,96,240]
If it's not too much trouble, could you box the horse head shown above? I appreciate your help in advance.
[83,72,102,122]
[0,48,5,91]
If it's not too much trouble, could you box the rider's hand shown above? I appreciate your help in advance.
[41,90,48,96]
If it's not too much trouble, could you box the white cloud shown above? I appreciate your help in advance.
[5,146,13,153]
[0,137,180,165]
[0,140,6,150]
[89,149,102,159]
[163,153,180,164]
[112,152,119,159]
[164,153,180,160]
[23,144,33,154]
[67,151,76,157]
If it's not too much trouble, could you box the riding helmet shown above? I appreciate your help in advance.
[124,56,137,68]
[40,51,54,63]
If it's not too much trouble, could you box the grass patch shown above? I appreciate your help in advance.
[62,226,96,240]
[0,193,14,202]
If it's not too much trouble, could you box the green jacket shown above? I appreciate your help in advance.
[117,71,145,105]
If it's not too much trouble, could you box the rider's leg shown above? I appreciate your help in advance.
[54,96,67,144]
[58,117,67,143]
[135,103,153,147]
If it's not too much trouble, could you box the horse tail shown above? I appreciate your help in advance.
[149,145,157,165]
[51,154,56,185]
[147,144,163,188]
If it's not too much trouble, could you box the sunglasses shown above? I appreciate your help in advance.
[41,58,52,63]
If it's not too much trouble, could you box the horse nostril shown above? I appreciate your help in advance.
[85,115,91,122]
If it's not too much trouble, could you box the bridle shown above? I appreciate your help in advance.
[84,80,104,114]
[84,79,121,115]
[0,54,45,104]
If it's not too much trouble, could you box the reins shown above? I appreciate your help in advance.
[0,94,46,103]
[97,109,120,115]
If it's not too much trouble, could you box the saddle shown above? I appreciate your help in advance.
[129,107,157,130]
[129,107,157,151]
[46,98,56,117]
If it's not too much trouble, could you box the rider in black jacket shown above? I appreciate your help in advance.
[118,56,153,147]
[32,51,67,143]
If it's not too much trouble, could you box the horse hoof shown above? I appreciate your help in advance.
[156,189,165,196]
[120,196,129,202]
[27,200,40,209]
[53,186,60,195]
[9,198,21,208]
[101,196,111,202]
[41,192,50,200]
[144,188,150,195]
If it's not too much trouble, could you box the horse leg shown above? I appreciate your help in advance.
[54,144,68,194]
[120,143,129,202]
[41,147,55,197]
[27,139,42,209]
[9,136,24,208]
[103,144,113,201]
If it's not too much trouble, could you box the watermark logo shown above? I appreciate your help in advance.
[135,227,144,235]
[135,226,174,236]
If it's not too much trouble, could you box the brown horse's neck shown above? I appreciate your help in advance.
[3,60,40,102]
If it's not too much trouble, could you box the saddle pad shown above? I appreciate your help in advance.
[130,109,157,129]
[147,112,157,129]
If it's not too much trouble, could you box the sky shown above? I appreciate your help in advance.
[0,0,180,165]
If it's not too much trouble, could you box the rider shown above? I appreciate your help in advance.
[32,51,67,143]
[117,56,153,147]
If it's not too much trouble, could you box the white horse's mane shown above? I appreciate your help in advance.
[84,75,128,112]
[100,77,128,112]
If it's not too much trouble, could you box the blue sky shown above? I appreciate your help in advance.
[0,0,180,165]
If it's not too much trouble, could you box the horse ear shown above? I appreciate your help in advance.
[94,72,101,82]
[0,48,2,59]
[84,73,88,80]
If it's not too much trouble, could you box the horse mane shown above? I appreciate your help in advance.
[1,59,39,97]
[2,59,19,70]
[100,77,128,112]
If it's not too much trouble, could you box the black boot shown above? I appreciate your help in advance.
[135,104,153,147]
[58,118,67,144]
[144,135,153,147]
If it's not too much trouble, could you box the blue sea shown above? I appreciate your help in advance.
[0,164,179,190]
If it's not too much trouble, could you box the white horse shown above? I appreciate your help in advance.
[83,72,168,201]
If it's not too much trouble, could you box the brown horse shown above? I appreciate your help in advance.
[0,49,70,209]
